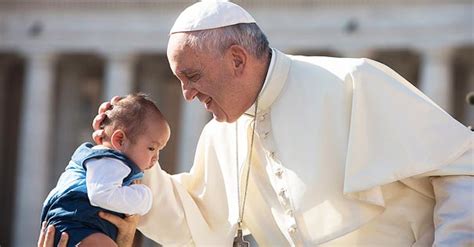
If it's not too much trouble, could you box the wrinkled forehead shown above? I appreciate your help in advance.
[167,33,189,58]
[167,34,205,74]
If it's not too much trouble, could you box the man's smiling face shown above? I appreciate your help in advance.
[167,33,246,123]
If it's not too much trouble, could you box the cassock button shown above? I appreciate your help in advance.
[274,167,283,177]
[278,188,287,198]
[259,115,266,121]
[288,224,297,234]
[262,131,270,138]
[269,151,275,158]
[285,209,294,217]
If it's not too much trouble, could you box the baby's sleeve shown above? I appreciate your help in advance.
[85,158,153,215]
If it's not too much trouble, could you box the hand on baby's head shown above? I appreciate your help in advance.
[92,96,124,145]
[92,93,170,171]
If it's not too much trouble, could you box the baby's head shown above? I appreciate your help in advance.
[101,93,170,171]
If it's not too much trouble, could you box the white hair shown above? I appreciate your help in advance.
[182,23,270,59]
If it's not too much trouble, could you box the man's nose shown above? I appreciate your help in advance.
[182,82,198,101]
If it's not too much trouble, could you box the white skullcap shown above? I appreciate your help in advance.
[170,0,256,34]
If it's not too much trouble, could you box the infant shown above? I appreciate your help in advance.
[40,93,170,246]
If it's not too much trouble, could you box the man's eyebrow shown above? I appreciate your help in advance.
[177,68,199,76]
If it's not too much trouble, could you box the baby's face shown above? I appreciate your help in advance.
[124,117,170,171]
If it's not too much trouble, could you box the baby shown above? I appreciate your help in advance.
[40,93,170,246]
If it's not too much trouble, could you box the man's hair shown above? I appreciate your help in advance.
[183,23,270,59]
[101,93,163,143]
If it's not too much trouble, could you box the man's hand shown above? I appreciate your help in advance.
[37,222,69,247]
[99,211,139,247]
[132,179,142,185]
[92,96,123,144]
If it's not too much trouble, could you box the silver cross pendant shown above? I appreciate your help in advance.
[233,229,250,247]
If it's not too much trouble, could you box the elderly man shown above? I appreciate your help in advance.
[40,1,473,246]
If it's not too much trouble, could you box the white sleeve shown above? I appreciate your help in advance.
[85,157,153,215]
[413,146,474,245]
[137,122,237,246]
[431,175,474,246]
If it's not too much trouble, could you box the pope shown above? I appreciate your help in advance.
[39,1,473,246]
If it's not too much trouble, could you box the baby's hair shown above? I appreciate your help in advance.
[101,93,163,143]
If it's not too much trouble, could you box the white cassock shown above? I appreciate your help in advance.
[139,49,473,246]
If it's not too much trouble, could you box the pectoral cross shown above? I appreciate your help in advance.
[233,98,259,247]
[233,229,250,247]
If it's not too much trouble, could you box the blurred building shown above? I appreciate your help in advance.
[0,0,472,246]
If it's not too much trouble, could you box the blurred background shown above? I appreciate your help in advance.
[0,0,472,246]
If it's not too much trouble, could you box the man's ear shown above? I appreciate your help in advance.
[229,45,247,76]
[110,129,126,151]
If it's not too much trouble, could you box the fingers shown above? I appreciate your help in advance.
[125,214,140,225]
[44,225,55,247]
[37,221,47,247]
[92,113,107,131]
[99,211,125,228]
[94,101,112,131]
[91,112,106,145]
[92,129,105,145]
[38,222,69,247]
[98,101,112,115]
[132,179,142,185]
[57,232,69,247]
[97,96,123,115]
[115,214,140,247]
[111,96,123,104]
[93,95,122,131]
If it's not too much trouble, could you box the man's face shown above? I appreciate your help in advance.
[167,33,243,123]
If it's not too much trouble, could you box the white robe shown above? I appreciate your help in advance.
[139,49,473,246]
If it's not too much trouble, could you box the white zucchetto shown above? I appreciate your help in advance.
[170,0,256,34]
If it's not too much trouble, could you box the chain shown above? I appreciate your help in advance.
[236,96,259,229]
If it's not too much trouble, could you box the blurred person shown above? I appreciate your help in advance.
[39,93,170,247]
[40,1,473,246]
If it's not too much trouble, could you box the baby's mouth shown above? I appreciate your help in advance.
[147,163,155,170]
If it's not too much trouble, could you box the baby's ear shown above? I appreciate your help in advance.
[110,129,126,150]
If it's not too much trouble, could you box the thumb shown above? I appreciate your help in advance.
[92,129,105,145]
[99,211,124,228]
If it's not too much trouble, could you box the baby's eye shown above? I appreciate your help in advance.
[148,147,156,151]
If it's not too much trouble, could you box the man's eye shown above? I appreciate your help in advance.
[148,147,156,151]
[188,74,200,82]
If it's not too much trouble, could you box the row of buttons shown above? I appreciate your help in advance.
[255,111,299,238]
